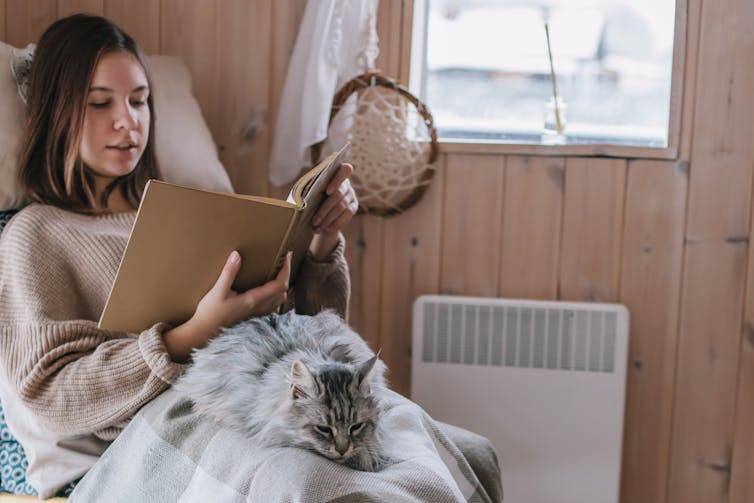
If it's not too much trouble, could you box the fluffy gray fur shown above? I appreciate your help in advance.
[175,310,388,471]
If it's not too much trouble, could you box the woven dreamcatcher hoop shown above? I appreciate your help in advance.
[311,71,439,216]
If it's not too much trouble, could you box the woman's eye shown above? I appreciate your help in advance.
[314,425,332,436]
[130,99,147,107]
[349,423,365,435]
[89,102,109,108]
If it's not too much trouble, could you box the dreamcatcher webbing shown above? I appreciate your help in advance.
[312,72,439,216]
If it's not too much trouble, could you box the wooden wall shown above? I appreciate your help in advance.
[3,0,754,501]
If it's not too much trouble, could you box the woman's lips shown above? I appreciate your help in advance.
[106,144,139,158]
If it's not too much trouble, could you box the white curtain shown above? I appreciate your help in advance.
[268,0,379,186]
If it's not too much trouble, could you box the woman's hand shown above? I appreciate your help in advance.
[163,251,291,363]
[309,163,359,260]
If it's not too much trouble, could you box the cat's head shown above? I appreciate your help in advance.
[287,356,383,470]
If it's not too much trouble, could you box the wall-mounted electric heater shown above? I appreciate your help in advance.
[411,295,629,503]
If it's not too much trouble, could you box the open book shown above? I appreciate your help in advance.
[98,144,350,333]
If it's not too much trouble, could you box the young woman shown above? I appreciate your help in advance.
[0,14,358,498]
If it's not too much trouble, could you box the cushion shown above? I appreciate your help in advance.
[0,41,233,211]
[0,44,26,211]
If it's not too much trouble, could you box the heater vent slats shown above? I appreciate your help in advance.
[422,301,619,373]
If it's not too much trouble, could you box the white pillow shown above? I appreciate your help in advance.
[0,42,27,210]
[0,41,233,211]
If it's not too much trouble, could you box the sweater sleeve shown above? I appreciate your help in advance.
[291,233,350,321]
[3,321,187,437]
[0,207,187,438]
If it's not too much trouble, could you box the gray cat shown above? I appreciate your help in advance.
[175,310,388,471]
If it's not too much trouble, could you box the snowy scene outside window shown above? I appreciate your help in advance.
[412,0,677,147]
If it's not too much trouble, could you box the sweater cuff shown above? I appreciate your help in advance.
[137,323,189,384]
[303,233,346,271]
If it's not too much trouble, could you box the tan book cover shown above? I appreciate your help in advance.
[98,144,350,334]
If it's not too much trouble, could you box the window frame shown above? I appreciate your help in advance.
[404,0,688,160]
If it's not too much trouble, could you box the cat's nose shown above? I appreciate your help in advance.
[335,440,349,455]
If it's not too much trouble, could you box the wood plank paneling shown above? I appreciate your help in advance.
[343,215,383,351]
[0,0,6,41]
[104,0,159,54]
[559,158,627,302]
[159,0,219,142]
[266,0,306,199]
[679,0,701,162]
[4,0,56,47]
[618,160,688,503]
[730,192,754,500]
[379,158,445,396]
[499,155,564,300]
[57,0,103,17]
[215,0,271,194]
[668,0,754,500]
[670,241,747,501]
[440,154,504,297]
[683,10,754,238]
[375,0,403,80]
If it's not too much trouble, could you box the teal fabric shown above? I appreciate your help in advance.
[0,403,36,496]
[0,209,18,233]
[0,209,35,496]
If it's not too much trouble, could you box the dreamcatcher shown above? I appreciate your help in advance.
[311,71,439,216]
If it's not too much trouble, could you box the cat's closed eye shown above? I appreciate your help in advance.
[314,425,333,436]
[349,422,365,436]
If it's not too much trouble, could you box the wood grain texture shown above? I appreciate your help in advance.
[379,157,444,396]
[730,195,754,501]
[343,215,384,352]
[57,0,103,17]
[214,0,271,194]
[665,0,688,159]
[0,0,5,41]
[4,0,56,47]
[559,157,627,303]
[104,0,159,54]
[266,0,306,199]
[375,0,403,81]
[398,0,413,84]
[669,241,747,502]
[498,155,564,300]
[159,0,219,142]
[683,2,754,239]
[618,160,688,503]
[440,153,504,297]
[679,0,702,162]
[668,0,754,501]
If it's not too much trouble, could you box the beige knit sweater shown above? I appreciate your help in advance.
[0,203,350,496]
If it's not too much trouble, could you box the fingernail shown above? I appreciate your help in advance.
[229,251,240,264]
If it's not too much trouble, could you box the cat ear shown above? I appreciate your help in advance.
[355,352,380,391]
[291,359,315,400]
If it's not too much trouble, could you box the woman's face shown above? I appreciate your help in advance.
[80,51,150,185]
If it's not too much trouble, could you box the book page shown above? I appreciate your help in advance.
[286,144,350,207]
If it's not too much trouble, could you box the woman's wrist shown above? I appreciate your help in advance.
[163,316,214,363]
[308,232,341,261]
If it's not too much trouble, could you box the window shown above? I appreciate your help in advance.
[409,0,679,149]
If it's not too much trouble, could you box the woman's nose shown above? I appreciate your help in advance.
[113,103,138,130]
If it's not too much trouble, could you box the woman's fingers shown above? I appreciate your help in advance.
[276,252,292,287]
[213,250,242,294]
[315,183,358,232]
[239,252,291,313]
[326,163,353,196]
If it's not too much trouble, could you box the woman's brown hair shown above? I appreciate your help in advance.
[18,14,160,212]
